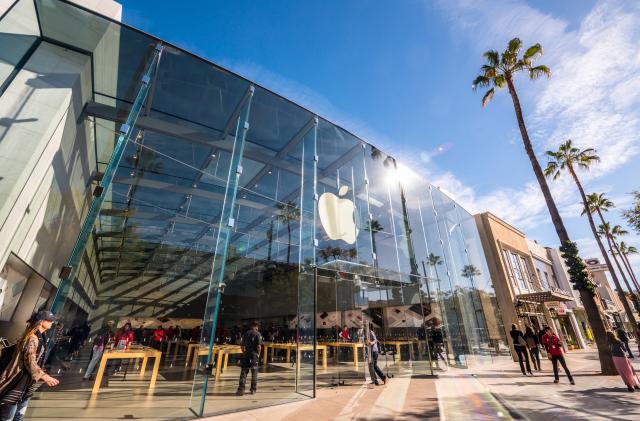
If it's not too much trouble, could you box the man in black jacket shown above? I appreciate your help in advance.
[236,322,262,396]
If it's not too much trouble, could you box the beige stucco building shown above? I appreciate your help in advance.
[474,212,586,356]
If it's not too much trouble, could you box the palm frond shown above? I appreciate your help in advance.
[523,43,543,61]
[543,158,560,179]
[481,88,495,107]
[507,37,522,54]
[481,64,498,78]
[529,65,551,80]
[494,74,506,88]
[483,50,500,67]
[472,75,491,91]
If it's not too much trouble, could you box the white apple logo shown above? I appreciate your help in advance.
[318,185,358,244]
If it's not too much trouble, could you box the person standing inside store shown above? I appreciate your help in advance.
[607,331,640,392]
[83,324,112,381]
[112,323,134,350]
[509,324,532,376]
[524,326,541,371]
[368,329,387,385]
[542,326,575,385]
[0,311,60,421]
[615,325,634,359]
[236,322,262,396]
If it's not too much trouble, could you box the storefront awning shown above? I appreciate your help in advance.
[516,290,574,303]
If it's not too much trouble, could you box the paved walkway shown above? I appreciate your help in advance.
[474,347,640,421]
[205,376,439,421]
[208,346,640,420]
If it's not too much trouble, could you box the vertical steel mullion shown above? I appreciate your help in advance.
[51,44,163,313]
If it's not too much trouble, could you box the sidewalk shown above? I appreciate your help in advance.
[204,376,439,421]
[474,347,640,420]
[207,347,640,420]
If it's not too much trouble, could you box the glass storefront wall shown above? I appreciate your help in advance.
[0,0,507,419]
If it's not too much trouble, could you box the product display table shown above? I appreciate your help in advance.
[184,342,202,366]
[191,345,244,381]
[318,341,365,367]
[381,340,413,359]
[173,340,196,361]
[262,342,327,369]
[91,347,162,394]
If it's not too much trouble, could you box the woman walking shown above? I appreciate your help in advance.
[541,326,575,385]
[607,331,640,392]
[0,311,60,420]
[524,326,541,371]
[509,324,532,376]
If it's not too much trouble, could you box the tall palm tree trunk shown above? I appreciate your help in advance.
[506,78,570,241]
[506,77,615,373]
[569,167,638,334]
[594,213,640,298]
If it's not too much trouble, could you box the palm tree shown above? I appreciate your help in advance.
[610,226,640,295]
[474,39,613,373]
[619,242,640,289]
[276,201,300,265]
[622,191,640,234]
[545,140,638,349]
[461,265,485,336]
[598,223,637,299]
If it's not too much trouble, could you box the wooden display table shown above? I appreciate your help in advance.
[262,342,327,369]
[185,342,202,366]
[318,341,364,367]
[191,345,243,381]
[91,347,162,394]
[173,340,196,361]
[381,340,413,359]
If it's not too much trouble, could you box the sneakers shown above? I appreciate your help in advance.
[553,379,559,384]
[628,386,635,392]
[382,377,387,385]
[236,389,244,396]
[250,389,256,395]
[634,385,640,390]
[570,379,575,385]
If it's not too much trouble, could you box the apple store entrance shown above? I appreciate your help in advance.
[16,2,505,418]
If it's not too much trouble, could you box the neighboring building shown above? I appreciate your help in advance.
[547,247,593,345]
[584,258,628,328]
[474,212,583,356]
[527,240,587,349]
[0,1,506,419]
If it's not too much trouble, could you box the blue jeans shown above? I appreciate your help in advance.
[0,398,30,421]
[84,346,104,379]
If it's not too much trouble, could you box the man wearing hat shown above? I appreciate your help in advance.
[0,311,60,420]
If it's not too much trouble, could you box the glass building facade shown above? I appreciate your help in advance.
[0,1,507,418]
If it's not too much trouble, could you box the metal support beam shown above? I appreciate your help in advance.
[51,44,164,314]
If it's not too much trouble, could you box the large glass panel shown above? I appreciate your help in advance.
[0,0,39,92]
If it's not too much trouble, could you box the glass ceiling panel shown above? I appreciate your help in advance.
[247,86,314,152]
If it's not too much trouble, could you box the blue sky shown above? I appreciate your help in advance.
[121,0,640,276]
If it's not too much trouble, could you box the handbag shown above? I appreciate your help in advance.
[517,335,527,347]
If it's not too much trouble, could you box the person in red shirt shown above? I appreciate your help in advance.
[112,323,134,350]
[153,326,165,343]
[541,326,574,385]
[339,325,350,342]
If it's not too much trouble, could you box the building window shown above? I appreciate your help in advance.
[520,256,535,291]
